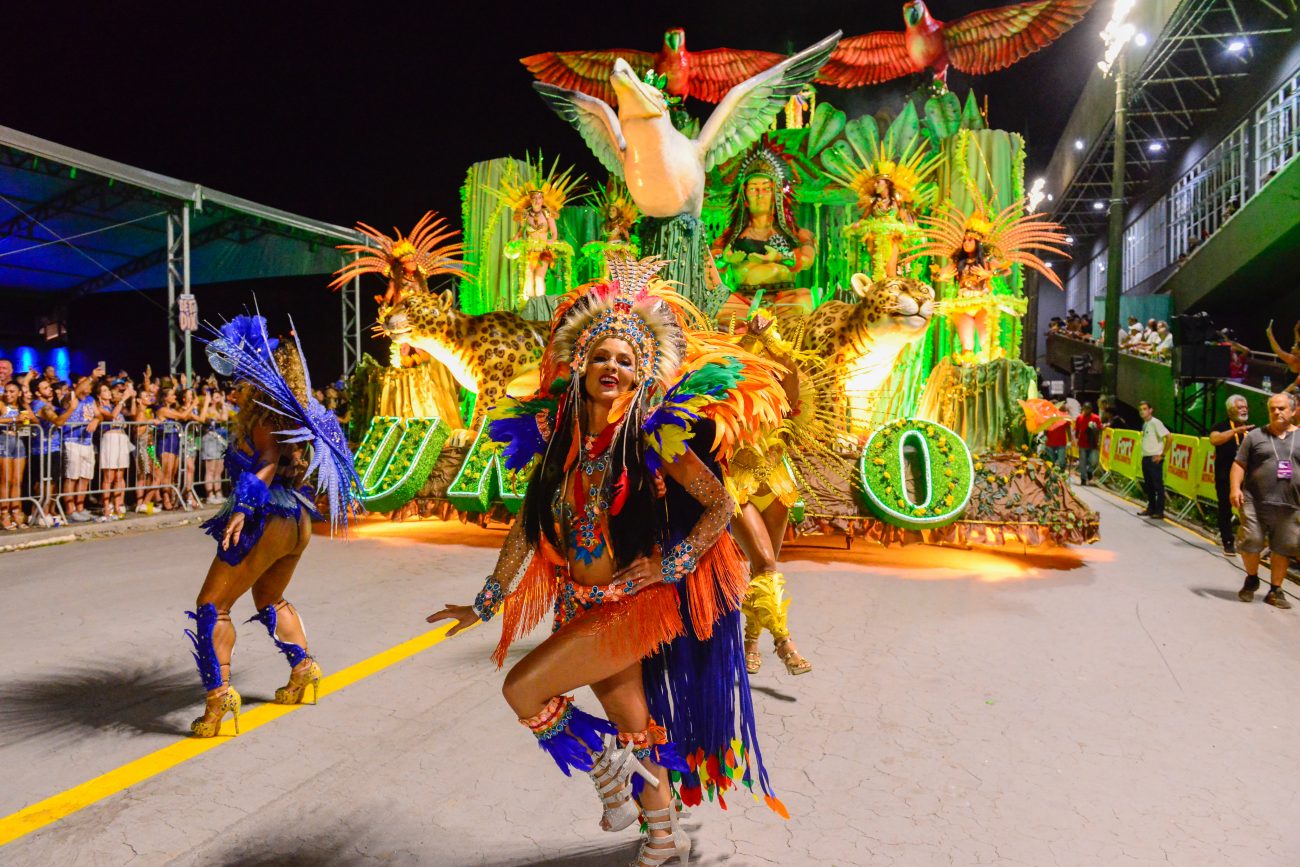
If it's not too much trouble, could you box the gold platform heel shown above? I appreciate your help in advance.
[274,660,322,705]
[190,686,242,738]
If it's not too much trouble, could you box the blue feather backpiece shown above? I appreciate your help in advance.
[203,312,360,535]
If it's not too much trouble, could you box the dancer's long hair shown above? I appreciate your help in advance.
[520,377,665,571]
[231,344,308,444]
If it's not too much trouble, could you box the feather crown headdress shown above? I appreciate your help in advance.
[329,211,464,288]
[547,256,697,392]
[907,196,1072,289]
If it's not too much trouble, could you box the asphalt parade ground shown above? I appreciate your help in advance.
[0,487,1296,866]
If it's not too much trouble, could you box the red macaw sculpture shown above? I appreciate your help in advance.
[521,27,786,105]
[819,0,1096,87]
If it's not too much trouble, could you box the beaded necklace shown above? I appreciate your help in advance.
[565,432,614,566]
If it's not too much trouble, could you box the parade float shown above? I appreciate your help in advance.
[342,6,1099,548]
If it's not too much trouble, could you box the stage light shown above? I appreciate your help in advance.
[1227,39,1246,53]
[1093,201,1106,210]
[1098,0,1138,75]
[1065,236,1075,244]
[1074,138,1086,151]
[1134,32,1149,47]
[1047,193,1055,202]
[1148,141,1164,153]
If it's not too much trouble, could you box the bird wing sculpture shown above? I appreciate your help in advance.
[680,47,789,103]
[521,49,657,106]
[696,31,841,172]
[521,28,785,105]
[533,84,627,179]
[820,0,1095,87]
[534,32,840,217]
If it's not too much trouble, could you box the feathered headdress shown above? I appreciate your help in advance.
[494,153,585,218]
[586,178,640,230]
[907,198,1071,289]
[547,256,699,393]
[824,139,941,211]
[204,313,361,535]
[328,211,465,288]
[715,139,804,253]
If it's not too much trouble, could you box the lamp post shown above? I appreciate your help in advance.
[1098,0,1136,403]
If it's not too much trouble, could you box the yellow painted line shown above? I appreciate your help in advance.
[0,620,471,848]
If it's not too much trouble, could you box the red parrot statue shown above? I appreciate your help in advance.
[819,0,1096,87]
[521,27,786,105]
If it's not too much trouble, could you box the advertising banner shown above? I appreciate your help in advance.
[1109,429,1141,480]
[1196,437,1218,503]
[1163,434,1201,499]
[1099,428,1113,472]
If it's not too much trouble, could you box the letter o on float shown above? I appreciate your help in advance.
[858,419,975,531]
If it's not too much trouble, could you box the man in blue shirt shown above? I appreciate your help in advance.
[61,376,99,522]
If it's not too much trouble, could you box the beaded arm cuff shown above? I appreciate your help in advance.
[661,465,734,584]
[472,518,534,621]
[231,471,270,516]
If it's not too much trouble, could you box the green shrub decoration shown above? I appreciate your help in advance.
[858,419,974,531]
[446,421,531,514]
[354,416,451,513]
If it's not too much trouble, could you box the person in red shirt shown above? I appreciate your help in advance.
[1074,402,1102,485]
[1044,411,1072,471]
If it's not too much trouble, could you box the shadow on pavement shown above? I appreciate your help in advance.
[0,660,197,739]
[1191,587,1247,603]
[750,684,798,703]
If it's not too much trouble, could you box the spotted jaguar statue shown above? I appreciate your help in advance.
[380,290,548,433]
[779,273,935,436]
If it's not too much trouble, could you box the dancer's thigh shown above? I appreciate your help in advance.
[503,621,647,715]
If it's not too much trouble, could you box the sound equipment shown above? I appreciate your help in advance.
[1173,343,1230,380]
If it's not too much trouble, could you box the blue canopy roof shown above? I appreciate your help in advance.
[0,124,365,297]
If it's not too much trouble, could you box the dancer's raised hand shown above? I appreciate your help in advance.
[427,603,480,636]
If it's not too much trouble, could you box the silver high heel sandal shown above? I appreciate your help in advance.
[589,734,660,832]
[632,804,691,866]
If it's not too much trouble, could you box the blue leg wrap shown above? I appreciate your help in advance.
[184,603,225,691]
[246,602,310,668]
[629,739,690,799]
[526,697,617,777]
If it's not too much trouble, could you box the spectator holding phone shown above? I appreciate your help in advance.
[96,380,135,520]
[200,384,230,505]
[1,381,35,529]
[62,375,100,522]
[155,386,189,510]
[30,378,72,526]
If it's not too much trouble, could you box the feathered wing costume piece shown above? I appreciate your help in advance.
[907,198,1071,289]
[204,313,362,537]
[482,255,788,815]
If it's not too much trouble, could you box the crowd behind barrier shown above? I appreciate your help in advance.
[1097,427,1222,519]
[0,359,351,532]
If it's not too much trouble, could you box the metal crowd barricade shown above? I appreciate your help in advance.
[181,419,230,507]
[74,419,191,519]
[0,421,56,528]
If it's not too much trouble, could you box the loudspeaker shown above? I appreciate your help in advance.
[1173,343,1230,380]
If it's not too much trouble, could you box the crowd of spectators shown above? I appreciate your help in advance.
[1046,309,1095,343]
[0,358,348,531]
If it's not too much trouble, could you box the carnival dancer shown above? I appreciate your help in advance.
[910,200,1069,364]
[428,256,789,866]
[185,315,359,738]
[726,315,812,676]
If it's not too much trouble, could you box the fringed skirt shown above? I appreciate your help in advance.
[489,534,787,817]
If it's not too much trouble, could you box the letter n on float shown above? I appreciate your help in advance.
[353,416,451,513]
[858,419,975,531]
[446,421,530,514]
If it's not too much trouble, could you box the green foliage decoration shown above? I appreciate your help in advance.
[446,421,530,514]
[858,419,974,531]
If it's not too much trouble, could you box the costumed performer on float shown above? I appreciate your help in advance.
[427,256,789,866]
[711,142,817,323]
[499,157,583,306]
[724,313,813,676]
[185,315,360,738]
[910,200,1069,364]
[581,180,641,279]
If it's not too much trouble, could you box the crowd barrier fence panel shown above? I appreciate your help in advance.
[0,423,56,528]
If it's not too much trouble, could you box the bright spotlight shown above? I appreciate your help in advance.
[1148,141,1164,153]
[1066,236,1075,244]
[1228,39,1246,53]
[1134,32,1149,47]
[1093,201,1106,211]
[1075,138,1086,151]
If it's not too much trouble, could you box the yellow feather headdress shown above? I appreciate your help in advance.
[329,211,464,288]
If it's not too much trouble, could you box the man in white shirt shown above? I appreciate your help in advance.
[1138,400,1170,518]
[1154,322,1174,358]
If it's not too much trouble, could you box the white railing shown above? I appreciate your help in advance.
[1122,201,1167,292]
[1168,120,1249,262]
[1256,68,1300,189]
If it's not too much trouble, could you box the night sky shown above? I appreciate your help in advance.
[3,1,1106,376]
